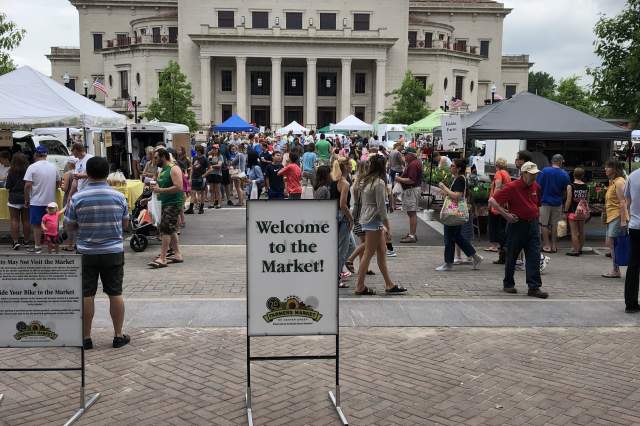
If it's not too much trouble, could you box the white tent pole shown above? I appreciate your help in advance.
[126,125,133,176]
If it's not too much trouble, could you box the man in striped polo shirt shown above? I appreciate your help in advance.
[65,157,130,350]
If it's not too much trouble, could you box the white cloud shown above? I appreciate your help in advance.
[502,0,627,83]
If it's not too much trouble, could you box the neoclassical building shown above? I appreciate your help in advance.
[49,0,532,130]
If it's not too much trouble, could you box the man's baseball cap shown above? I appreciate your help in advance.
[520,161,540,175]
[35,146,48,155]
[47,202,58,209]
[551,154,564,163]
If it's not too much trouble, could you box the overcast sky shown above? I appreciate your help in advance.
[1,0,629,85]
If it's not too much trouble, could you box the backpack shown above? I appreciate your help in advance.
[574,198,590,221]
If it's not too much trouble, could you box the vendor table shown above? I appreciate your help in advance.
[110,180,144,211]
[0,189,64,220]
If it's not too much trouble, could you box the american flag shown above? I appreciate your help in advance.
[127,99,134,112]
[93,79,107,96]
[450,98,465,109]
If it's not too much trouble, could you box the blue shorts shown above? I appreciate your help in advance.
[361,220,384,232]
[29,205,47,225]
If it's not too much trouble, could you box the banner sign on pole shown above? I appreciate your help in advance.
[441,115,463,151]
[0,255,82,348]
[247,200,338,336]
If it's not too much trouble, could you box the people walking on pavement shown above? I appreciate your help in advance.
[564,167,589,256]
[624,167,640,313]
[230,143,247,206]
[312,165,332,200]
[6,153,31,250]
[602,159,628,278]
[265,151,286,200]
[435,159,482,272]
[393,147,422,244]
[277,151,302,199]
[205,144,224,209]
[245,150,264,199]
[24,146,60,254]
[537,154,570,253]
[354,155,407,296]
[188,144,208,214]
[330,156,354,287]
[488,158,511,263]
[149,148,184,268]
[64,156,130,349]
[489,161,549,299]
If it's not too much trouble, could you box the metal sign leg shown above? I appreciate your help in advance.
[328,333,348,425]
[246,387,254,426]
[64,390,100,426]
[0,393,4,404]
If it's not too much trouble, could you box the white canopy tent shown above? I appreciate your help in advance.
[0,66,126,128]
[276,120,309,136]
[330,115,373,132]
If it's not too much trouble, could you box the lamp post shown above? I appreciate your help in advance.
[491,83,497,104]
[63,72,70,88]
[443,97,448,112]
[82,79,90,97]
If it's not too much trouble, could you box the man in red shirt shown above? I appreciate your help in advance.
[394,148,422,243]
[489,162,549,299]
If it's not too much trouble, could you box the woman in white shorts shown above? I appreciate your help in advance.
[5,153,30,250]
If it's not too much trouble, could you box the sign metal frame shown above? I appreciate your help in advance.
[245,199,348,426]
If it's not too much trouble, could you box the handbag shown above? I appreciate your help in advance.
[614,231,631,266]
[439,176,469,226]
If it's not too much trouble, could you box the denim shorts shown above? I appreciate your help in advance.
[607,217,623,238]
[361,220,384,231]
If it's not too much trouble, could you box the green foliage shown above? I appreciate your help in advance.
[588,0,640,127]
[528,71,556,98]
[381,71,432,124]
[0,13,26,75]
[552,75,597,115]
[145,60,198,131]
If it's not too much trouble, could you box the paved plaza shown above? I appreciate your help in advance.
[1,209,639,425]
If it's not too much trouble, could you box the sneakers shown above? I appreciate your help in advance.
[435,263,453,271]
[339,271,352,279]
[453,257,471,265]
[503,287,518,294]
[625,306,640,314]
[227,200,234,206]
[540,255,550,272]
[386,250,397,257]
[12,241,20,250]
[198,204,204,214]
[527,288,549,299]
[113,334,131,348]
[83,338,93,350]
[184,206,194,215]
[472,254,483,270]
[26,246,42,254]
[400,235,417,243]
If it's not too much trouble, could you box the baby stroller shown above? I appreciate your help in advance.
[129,186,160,252]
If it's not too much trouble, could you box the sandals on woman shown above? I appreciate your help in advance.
[602,272,621,278]
[385,285,408,294]
[344,261,355,273]
[354,286,376,296]
[148,261,168,269]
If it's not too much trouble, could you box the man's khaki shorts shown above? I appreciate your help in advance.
[539,205,563,227]
[402,186,421,212]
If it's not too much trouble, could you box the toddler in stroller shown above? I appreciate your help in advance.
[130,186,159,252]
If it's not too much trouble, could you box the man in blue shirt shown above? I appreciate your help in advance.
[536,153,570,253]
[624,168,640,313]
[65,157,130,350]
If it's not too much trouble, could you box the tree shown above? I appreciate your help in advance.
[552,75,597,115]
[588,0,640,127]
[0,13,26,75]
[381,71,432,124]
[528,71,556,98]
[145,60,198,131]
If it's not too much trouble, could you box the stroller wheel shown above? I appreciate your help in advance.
[130,235,148,252]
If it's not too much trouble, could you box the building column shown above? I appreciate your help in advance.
[271,57,282,130]
[306,58,317,129]
[375,59,386,122]
[340,58,352,119]
[236,56,247,120]
[200,56,211,126]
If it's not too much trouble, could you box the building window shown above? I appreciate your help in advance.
[480,40,490,58]
[252,11,268,29]
[454,39,467,52]
[65,78,76,91]
[286,12,302,29]
[318,72,337,96]
[119,70,129,99]
[140,28,146,36]
[218,10,235,28]
[354,106,365,121]
[221,104,233,122]
[221,70,233,92]
[439,33,445,41]
[353,13,370,31]
[506,85,517,99]
[444,77,448,90]
[92,33,103,50]
[415,76,427,102]
[408,31,417,48]
[284,72,303,96]
[116,33,129,47]
[425,32,433,48]
[108,75,113,88]
[455,76,464,100]
[152,27,161,43]
[168,27,178,43]
[320,13,336,30]
[251,71,270,95]
[470,80,475,93]
[355,73,366,94]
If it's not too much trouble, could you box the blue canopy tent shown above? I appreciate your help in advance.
[212,114,257,133]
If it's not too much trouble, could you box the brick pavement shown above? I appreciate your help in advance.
[2,327,640,425]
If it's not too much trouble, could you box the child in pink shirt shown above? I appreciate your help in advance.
[277,152,302,199]
[41,202,65,253]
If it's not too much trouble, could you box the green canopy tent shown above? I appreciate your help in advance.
[317,124,348,134]
[406,108,447,133]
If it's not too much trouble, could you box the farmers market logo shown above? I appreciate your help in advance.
[14,321,58,341]
[263,296,323,323]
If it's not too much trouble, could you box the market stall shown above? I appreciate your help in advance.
[276,121,309,136]
[212,114,258,133]
[330,115,373,132]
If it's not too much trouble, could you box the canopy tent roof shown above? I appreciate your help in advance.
[212,114,257,133]
[464,92,631,141]
[330,115,373,132]
[407,108,447,133]
[146,120,189,134]
[317,124,348,134]
[276,120,309,136]
[632,130,640,139]
[0,66,127,128]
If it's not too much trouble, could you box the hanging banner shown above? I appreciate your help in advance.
[247,200,338,336]
[104,131,112,148]
[0,255,82,348]
[441,115,463,151]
